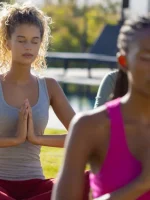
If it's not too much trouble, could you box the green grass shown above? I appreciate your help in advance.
[41,128,90,178]
[40,128,66,178]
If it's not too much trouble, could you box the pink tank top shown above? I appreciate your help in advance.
[90,98,150,199]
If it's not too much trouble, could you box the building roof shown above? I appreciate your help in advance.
[90,23,122,56]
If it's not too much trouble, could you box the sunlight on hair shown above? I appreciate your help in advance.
[0,2,53,73]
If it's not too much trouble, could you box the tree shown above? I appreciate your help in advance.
[0,0,15,3]
[42,3,119,52]
[99,0,120,21]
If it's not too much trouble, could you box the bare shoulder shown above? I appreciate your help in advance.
[45,77,59,89]
[45,77,58,84]
[71,105,109,127]
[68,105,110,143]
[44,77,62,96]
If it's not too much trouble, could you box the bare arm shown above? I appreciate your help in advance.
[51,111,150,200]
[51,113,96,200]
[0,100,28,147]
[27,78,75,147]
[26,85,68,147]
[94,179,147,200]
[28,131,66,148]
[46,78,75,130]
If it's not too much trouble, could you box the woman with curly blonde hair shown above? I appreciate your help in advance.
[0,2,78,200]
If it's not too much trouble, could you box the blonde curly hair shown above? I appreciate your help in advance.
[0,2,52,73]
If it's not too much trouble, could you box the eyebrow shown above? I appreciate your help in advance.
[17,36,40,39]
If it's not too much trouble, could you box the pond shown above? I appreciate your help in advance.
[46,82,99,130]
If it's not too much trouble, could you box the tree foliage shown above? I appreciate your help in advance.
[41,1,121,52]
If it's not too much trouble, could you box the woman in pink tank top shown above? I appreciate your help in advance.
[52,16,150,200]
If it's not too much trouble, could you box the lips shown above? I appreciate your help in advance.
[22,53,33,57]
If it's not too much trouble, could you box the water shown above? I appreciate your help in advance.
[46,83,97,130]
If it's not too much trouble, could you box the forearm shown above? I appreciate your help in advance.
[97,178,149,200]
[0,136,23,147]
[52,175,85,200]
[30,134,66,147]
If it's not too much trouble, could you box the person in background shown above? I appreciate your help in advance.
[94,69,128,108]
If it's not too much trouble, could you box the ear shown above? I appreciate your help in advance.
[117,52,128,72]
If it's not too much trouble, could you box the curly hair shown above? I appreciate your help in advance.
[0,2,52,73]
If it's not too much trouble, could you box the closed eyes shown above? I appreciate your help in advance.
[18,40,39,44]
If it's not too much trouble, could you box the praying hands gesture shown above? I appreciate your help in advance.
[0,99,28,147]
[26,100,37,144]
[26,100,67,148]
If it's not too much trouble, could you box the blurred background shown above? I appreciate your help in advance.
[42,0,121,129]
[1,0,149,130]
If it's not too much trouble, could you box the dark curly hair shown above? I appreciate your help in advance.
[113,16,150,99]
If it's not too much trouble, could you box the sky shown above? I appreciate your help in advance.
[130,0,150,17]
[17,0,150,17]
[18,0,121,7]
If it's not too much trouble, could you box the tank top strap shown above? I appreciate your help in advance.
[37,76,50,103]
[105,98,128,153]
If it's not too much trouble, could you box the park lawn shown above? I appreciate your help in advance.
[40,128,66,178]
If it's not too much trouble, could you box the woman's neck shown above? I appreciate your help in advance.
[122,87,150,122]
[4,62,32,84]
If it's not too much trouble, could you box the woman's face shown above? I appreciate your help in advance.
[125,28,150,96]
[7,24,42,66]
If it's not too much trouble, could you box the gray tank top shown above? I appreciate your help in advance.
[0,77,49,180]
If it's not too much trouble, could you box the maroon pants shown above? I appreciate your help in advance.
[0,172,90,200]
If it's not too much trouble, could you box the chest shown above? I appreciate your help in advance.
[124,123,150,161]
[90,123,150,196]
[0,79,49,135]
[92,121,150,173]
[1,81,39,109]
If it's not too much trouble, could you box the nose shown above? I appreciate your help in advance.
[24,41,32,50]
